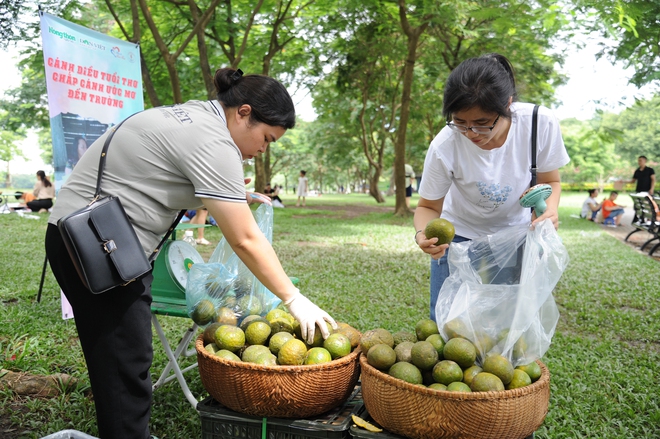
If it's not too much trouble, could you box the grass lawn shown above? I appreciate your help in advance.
[1,191,659,438]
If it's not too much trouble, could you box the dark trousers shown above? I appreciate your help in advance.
[45,223,153,439]
[430,235,471,321]
[27,198,53,211]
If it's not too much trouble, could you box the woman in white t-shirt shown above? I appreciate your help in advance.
[413,53,570,321]
[580,188,601,220]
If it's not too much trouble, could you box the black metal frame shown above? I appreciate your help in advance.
[625,193,660,256]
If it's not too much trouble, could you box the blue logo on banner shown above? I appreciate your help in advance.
[110,46,125,59]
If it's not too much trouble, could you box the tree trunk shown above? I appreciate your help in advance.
[369,169,385,202]
[189,0,215,98]
[105,0,161,107]
[137,0,220,104]
[254,157,266,194]
[394,1,430,216]
[138,54,161,108]
[265,148,271,184]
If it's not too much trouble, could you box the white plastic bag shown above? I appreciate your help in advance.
[435,219,569,367]
[185,204,281,327]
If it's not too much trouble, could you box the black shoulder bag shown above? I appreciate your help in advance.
[57,115,186,294]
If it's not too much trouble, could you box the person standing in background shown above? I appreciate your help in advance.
[405,164,416,208]
[296,170,308,207]
[621,155,655,194]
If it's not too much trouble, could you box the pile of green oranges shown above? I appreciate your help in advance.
[198,303,361,366]
[362,319,542,392]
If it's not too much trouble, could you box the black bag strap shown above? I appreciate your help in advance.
[530,105,540,187]
[94,115,135,198]
[148,210,187,262]
[92,112,187,263]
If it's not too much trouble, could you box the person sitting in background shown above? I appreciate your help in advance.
[18,170,55,213]
[601,191,626,226]
[264,182,284,207]
[580,189,601,221]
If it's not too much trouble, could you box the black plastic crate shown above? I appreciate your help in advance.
[198,386,364,439]
[349,410,535,439]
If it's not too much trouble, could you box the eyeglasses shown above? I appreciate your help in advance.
[447,114,500,134]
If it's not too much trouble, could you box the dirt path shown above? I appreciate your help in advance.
[587,209,660,261]
[290,203,396,218]
[298,203,659,261]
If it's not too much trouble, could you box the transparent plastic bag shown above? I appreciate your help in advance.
[435,219,569,367]
[185,204,281,327]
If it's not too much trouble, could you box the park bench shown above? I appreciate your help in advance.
[625,193,660,256]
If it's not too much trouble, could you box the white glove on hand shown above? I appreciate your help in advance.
[284,289,337,344]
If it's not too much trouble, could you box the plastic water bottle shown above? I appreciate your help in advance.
[182,230,197,247]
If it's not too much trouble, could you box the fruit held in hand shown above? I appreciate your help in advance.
[424,218,455,245]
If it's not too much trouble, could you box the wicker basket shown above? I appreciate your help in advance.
[195,335,361,418]
[360,354,550,439]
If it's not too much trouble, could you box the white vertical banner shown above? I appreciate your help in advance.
[40,11,144,319]
[40,11,144,191]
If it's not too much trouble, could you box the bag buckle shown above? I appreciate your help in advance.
[87,195,101,206]
[103,240,117,254]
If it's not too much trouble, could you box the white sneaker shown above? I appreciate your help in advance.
[196,238,211,245]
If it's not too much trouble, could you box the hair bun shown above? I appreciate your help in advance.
[230,69,243,82]
[214,68,242,94]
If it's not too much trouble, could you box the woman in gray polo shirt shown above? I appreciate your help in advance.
[45,68,334,439]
